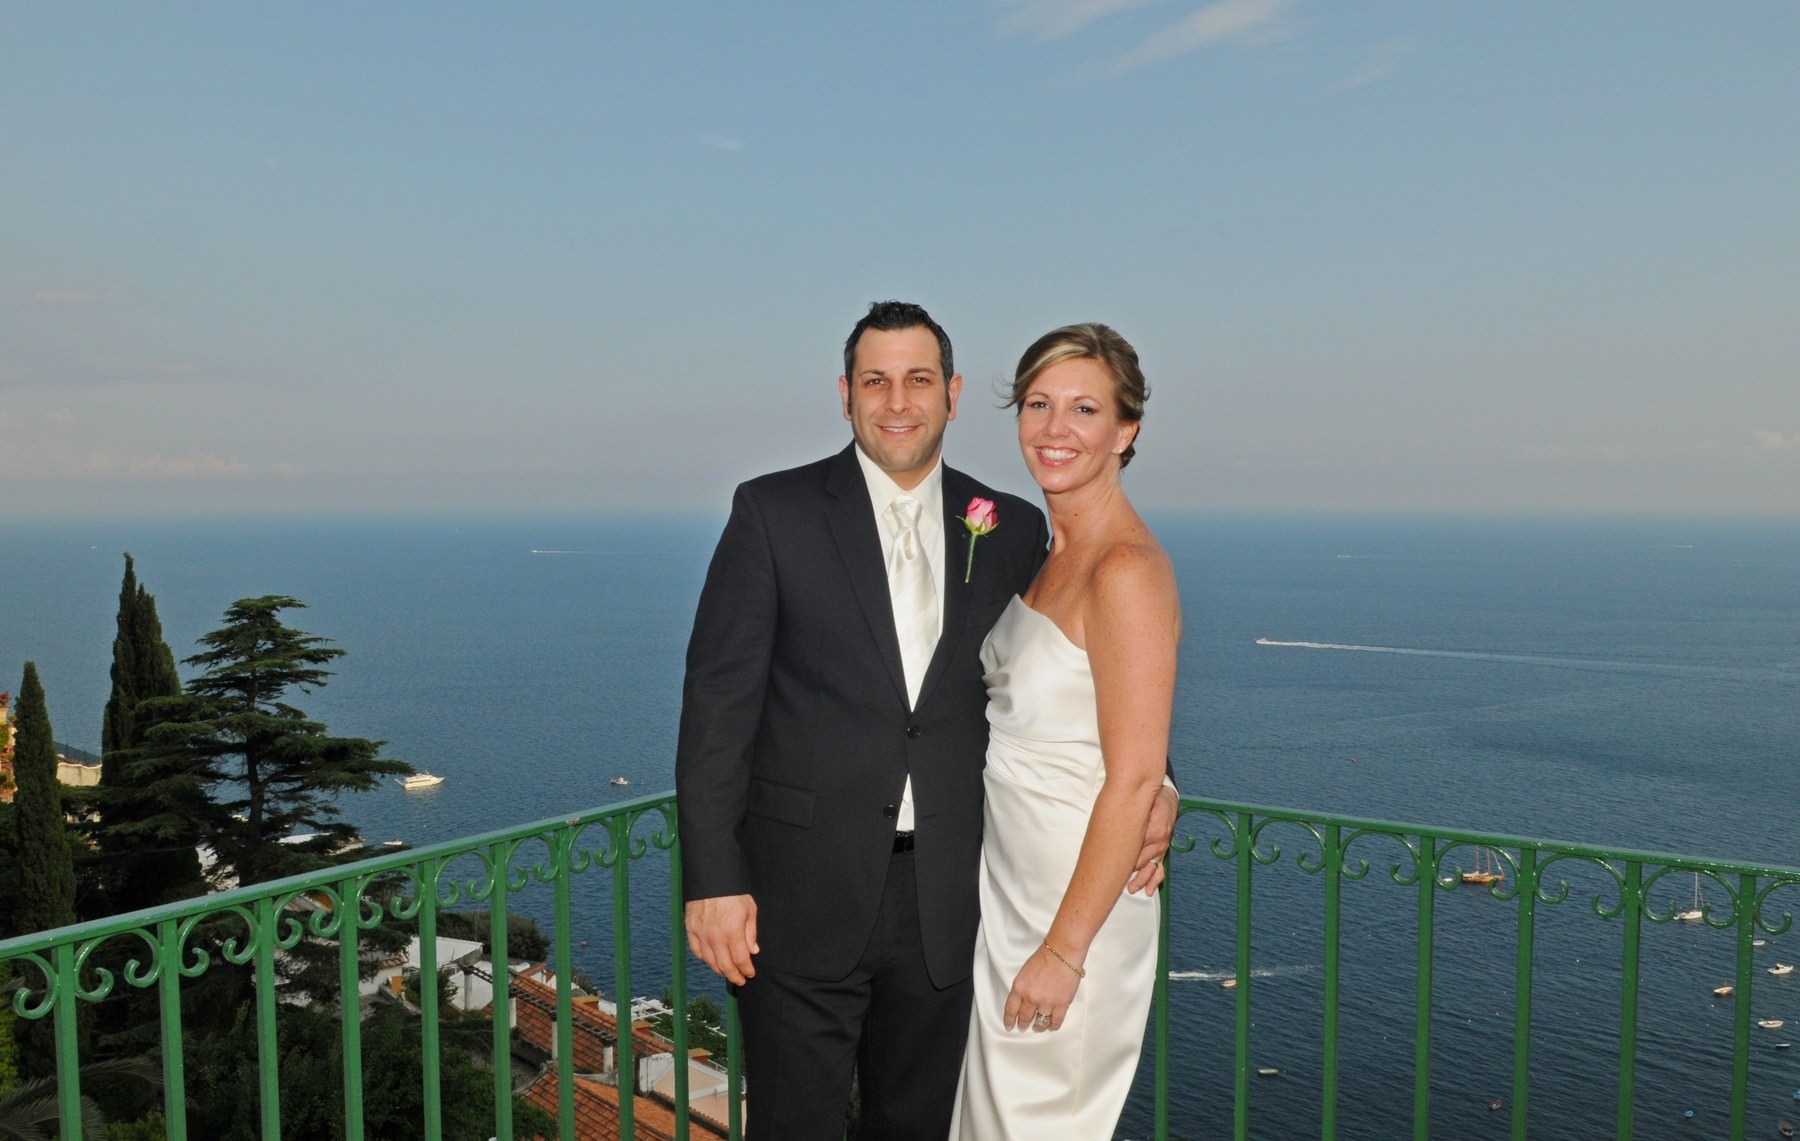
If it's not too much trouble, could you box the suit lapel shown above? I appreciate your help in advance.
[915,467,976,710]
[823,446,912,707]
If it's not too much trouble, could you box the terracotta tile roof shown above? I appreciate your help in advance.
[522,1071,687,1141]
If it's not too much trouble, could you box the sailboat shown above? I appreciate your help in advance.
[1675,873,1705,922]
[1460,847,1505,886]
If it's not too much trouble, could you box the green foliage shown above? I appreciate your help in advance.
[651,990,729,1058]
[0,960,17,1097]
[0,1055,157,1140]
[143,595,411,887]
[10,664,75,937]
[106,1110,167,1140]
[436,911,551,963]
[101,555,182,758]
[179,996,527,1141]
[95,554,201,917]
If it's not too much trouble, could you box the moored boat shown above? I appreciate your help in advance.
[1771,962,1794,976]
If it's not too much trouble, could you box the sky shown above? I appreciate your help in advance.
[3,1,1796,517]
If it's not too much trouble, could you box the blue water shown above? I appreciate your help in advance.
[4,511,1799,1138]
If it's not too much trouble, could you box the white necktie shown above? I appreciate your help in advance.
[887,494,938,708]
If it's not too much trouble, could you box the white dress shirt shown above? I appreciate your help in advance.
[853,444,945,832]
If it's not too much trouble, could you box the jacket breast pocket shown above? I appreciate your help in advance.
[747,777,815,829]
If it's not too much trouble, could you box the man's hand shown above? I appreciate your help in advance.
[1126,785,1180,895]
[685,894,760,985]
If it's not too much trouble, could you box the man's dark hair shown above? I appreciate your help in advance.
[842,300,954,381]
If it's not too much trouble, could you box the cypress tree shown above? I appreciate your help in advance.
[101,554,182,762]
[95,554,204,916]
[11,663,76,935]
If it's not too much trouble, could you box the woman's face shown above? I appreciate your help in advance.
[1016,356,1138,494]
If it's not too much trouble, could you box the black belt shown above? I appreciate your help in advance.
[892,831,915,853]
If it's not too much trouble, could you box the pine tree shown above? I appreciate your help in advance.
[96,554,202,915]
[10,663,76,935]
[149,596,411,887]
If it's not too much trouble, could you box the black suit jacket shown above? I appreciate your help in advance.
[676,444,1048,986]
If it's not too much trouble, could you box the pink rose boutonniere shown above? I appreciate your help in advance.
[961,497,999,583]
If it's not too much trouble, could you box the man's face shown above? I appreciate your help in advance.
[839,326,962,490]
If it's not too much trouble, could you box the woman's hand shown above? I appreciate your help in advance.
[1003,943,1084,1032]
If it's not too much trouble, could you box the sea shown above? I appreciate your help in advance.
[4,511,1799,1139]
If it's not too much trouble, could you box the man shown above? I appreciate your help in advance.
[676,301,1174,1139]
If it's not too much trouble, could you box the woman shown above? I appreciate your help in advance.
[950,323,1179,1138]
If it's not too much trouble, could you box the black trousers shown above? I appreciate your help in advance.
[736,849,974,1141]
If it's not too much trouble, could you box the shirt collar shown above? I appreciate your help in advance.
[852,444,944,521]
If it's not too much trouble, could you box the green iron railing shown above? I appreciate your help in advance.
[5,793,1800,1139]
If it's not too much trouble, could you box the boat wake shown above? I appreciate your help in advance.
[1253,638,1793,681]
[1168,965,1314,982]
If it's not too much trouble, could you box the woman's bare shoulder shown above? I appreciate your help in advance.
[1087,531,1178,624]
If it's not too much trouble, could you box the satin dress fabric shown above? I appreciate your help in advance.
[950,596,1159,1139]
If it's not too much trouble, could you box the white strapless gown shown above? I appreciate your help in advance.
[950,596,1159,1139]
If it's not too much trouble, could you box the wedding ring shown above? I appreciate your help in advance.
[1032,1011,1052,1029]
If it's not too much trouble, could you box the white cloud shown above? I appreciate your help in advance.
[33,289,97,306]
[1752,429,1795,451]
[1109,0,1296,72]
[1331,40,1413,91]
[127,452,253,479]
[698,133,746,153]
[998,0,1166,40]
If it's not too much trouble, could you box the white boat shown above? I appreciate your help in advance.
[1674,873,1705,922]
[1219,977,1238,990]
[1772,963,1795,976]
[1713,985,1735,998]
[400,772,445,790]
[1255,1067,1279,1078]
[610,776,631,787]
[1759,1018,1785,1029]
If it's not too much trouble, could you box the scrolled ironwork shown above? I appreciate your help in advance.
[1338,826,1423,886]
[1525,851,1621,916]
[1432,840,1523,902]
[1641,864,1740,927]
[6,951,58,1020]
[1750,875,1800,937]
[1245,815,1327,874]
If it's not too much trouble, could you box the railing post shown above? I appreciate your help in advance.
[489,842,513,1141]
[1510,847,1536,1141]
[418,858,444,1141]
[1320,822,1342,1141]
[1232,809,1253,1141]
[727,987,744,1141]
[1615,859,1641,1141]
[1411,833,1436,1141]
[52,942,83,1139]
[670,810,692,1141]
[338,882,366,1141]
[1153,854,1171,1141]
[553,826,577,1141]
[1729,871,1755,1141]
[157,918,189,1141]
[612,815,637,1139]
[253,895,283,1140]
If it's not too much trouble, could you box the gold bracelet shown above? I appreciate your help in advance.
[1041,939,1086,979]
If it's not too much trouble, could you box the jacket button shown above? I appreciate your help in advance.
[882,804,898,818]
[906,723,922,739]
